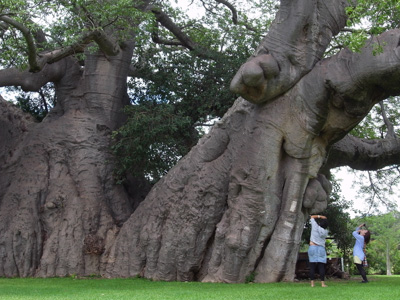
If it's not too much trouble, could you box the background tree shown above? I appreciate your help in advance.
[362,212,400,275]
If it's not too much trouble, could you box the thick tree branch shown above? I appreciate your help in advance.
[230,0,351,104]
[91,29,121,56]
[150,6,198,51]
[150,21,185,47]
[0,20,9,31]
[323,135,400,171]
[39,29,120,66]
[150,6,220,60]
[290,27,400,175]
[0,16,40,72]
[0,61,67,91]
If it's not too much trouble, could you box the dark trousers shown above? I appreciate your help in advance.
[309,262,326,281]
[355,263,368,281]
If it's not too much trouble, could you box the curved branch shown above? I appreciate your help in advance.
[91,29,121,56]
[200,0,258,32]
[1,15,120,72]
[213,0,258,32]
[0,61,66,91]
[0,20,9,31]
[0,16,40,72]
[150,6,218,60]
[214,0,238,24]
[151,21,185,47]
[323,135,400,172]
[230,0,351,104]
[40,29,120,66]
[150,6,198,51]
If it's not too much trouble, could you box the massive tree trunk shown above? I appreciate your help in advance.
[0,48,142,277]
[104,12,400,284]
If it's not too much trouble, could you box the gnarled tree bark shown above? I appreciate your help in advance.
[0,50,139,277]
[104,3,400,283]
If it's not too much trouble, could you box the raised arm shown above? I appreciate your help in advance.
[310,215,327,219]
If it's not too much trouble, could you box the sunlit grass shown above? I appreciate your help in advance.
[0,275,398,300]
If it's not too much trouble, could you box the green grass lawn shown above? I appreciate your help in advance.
[0,276,398,300]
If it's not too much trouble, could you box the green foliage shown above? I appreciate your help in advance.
[344,30,369,53]
[351,98,400,140]
[111,1,270,182]
[0,0,153,68]
[245,271,256,283]
[112,102,196,183]
[5,84,56,121]
[346,0,400,33]
[118,50,250,182]
[117,13,258,181]
[15,95,46,121]
[341,0,400,53]
[357,212,400,275]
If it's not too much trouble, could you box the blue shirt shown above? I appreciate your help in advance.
[310,218,328,247]
[352,227,365,260]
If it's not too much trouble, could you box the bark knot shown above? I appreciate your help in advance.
[83,234,105,255]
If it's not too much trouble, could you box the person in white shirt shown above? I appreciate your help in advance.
[308,215,329,287]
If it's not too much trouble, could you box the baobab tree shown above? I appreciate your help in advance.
[104,0,400,283]
[0,0,399,283]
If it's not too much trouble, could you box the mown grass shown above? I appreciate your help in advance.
[0,275,398,300]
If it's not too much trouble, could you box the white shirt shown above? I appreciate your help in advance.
[310,218,328,247]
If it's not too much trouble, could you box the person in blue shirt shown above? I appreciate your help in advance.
[353,223,371,283]
[308,215,329,287]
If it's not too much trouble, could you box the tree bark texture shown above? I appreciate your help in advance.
[104,27,400,282]
[0,48,141,277]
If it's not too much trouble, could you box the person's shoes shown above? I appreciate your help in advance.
[360,280,369,283]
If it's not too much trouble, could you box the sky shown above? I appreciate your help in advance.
[333,168,367,215]
[332,167,399,217]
